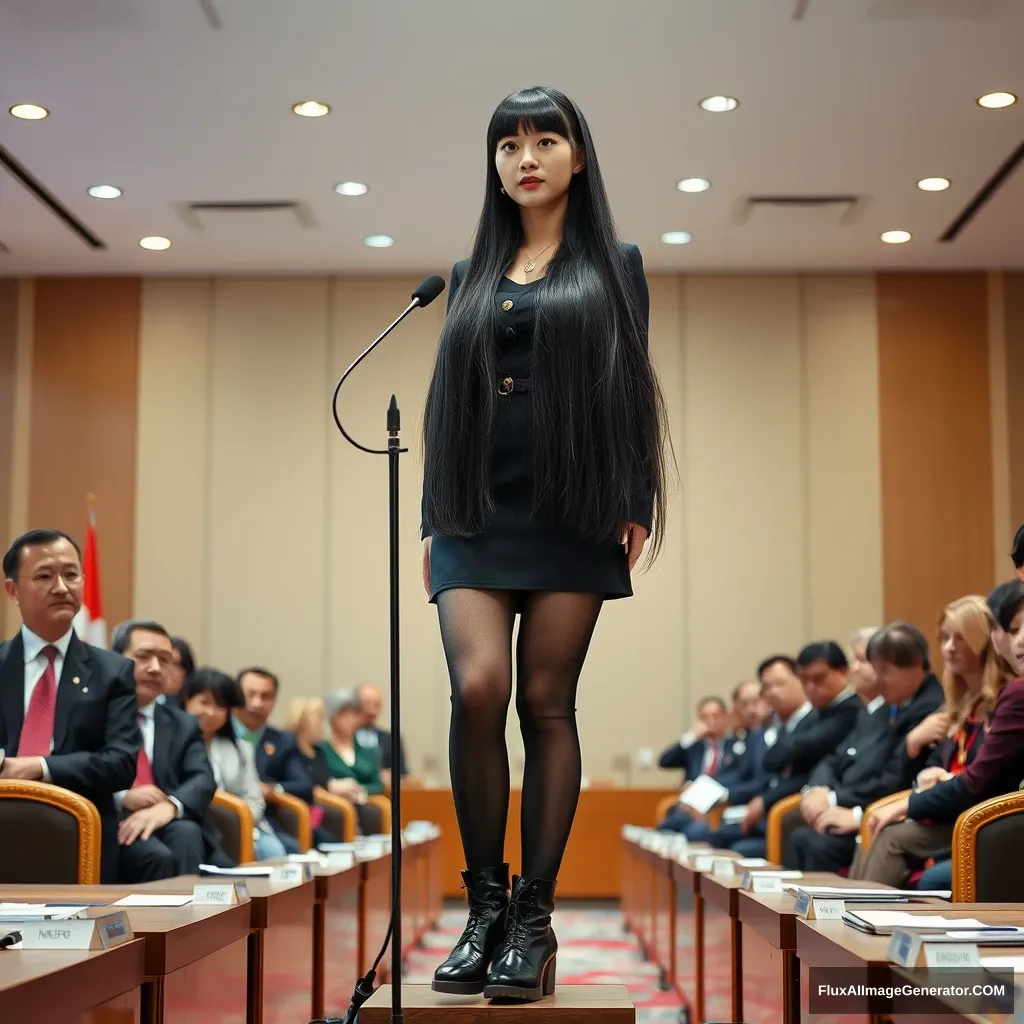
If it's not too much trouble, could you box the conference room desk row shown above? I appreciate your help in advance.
[621,834,1024,1024]
[0,834,443,1024]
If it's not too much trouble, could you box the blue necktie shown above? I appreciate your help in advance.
[889,704,899,722]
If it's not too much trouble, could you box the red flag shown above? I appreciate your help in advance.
[73,508,107,648]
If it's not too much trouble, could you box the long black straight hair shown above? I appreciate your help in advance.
[422,86,669,559]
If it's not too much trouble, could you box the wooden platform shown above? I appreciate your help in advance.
[360,985,635,1022]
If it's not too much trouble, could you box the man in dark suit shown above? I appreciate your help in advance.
[110,619,216,882]
[0,529,140,884]
[708,647,861,857]
[784,625,945,870]
[658,683,769,837]
[356,684,408,785]
[234,666,313,854]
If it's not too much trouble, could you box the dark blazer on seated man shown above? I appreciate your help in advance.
[0,529,140,884]
[254,725,314,805]
[110,619,217,883]
[783,673,944,871]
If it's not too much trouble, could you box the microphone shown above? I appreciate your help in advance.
[320,273,446,1024]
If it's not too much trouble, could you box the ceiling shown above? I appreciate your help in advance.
[0,0,1022,275]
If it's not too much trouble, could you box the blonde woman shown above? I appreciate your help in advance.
[856,596,1014,886]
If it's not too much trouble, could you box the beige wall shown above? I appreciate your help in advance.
[1004,273,1024,543]
[134,273,884,785]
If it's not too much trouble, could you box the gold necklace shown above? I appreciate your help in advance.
[523,241,555,273]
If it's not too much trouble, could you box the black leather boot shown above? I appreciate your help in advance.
[483,875,557,1001]
[431,863,510,994]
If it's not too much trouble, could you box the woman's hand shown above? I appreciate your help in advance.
[915,766,952,792]
[328,778,364,801]
[623,523,648,571]
[421,537,432,597]
[867,795,909,838]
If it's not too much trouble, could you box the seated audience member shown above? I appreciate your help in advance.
[786,620,943,870]
[0,529,139,884]
[111,620,216,882]
[182,668,288,861]
[853,593,1024,887]
[990,580,1023,668]
[1013,523,1023,584]
[285,697,334,846]
[162,637,195,703]
[320,689,385,835]
[658,694,729,775]
[234,666,314,854]
[658,684,768,838]
[706,647,861,857]
[356,684,409,786]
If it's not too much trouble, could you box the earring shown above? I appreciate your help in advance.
[501,187,506,195]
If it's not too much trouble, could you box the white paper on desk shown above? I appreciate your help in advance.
[198,864,274,877]
[721,806,747,825]
[981,955,1024,971]
[678,775,729,815]
[113,895,194,908]
[738,858,771,867]
[849,911,990,929]
[0,906,84,920]
[784,885,951,899]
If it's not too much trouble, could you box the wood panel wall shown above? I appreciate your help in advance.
[876,273,994,642]
[28,278,141,630]
[0,280,18,565]
[1003,273,1024,543]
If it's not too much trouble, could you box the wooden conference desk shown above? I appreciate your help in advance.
[403,787,675,897]
[0,940,146,1024]
[0,883,250,1024]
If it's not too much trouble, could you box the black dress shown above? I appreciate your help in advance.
[422,241,653,604]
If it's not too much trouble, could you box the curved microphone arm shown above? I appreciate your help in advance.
[331,298,421,455]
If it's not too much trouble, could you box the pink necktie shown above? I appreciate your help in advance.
[18,645,59,757]
[133,714,155,787]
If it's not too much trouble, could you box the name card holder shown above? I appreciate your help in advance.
[193,881,248,906]
[711,858,735,878]
[794,891,846,920]
[691,853,716,871]
[888,929,982,969]
[743,873,784,893]
[269,864,306,886]
[19,910,133,951]
[325,851,355,871]
[355,841,386,861]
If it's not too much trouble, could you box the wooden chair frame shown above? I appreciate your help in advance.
[858,789,911,855]
[265,789,312,852]
[313,786,357,842]
[765,792,802,864]
[951,790,1024,902]
[211,789,256,863]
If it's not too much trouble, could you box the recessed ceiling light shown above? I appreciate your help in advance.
[699,95,738,113]
[916,177,949,192]
[9,103,49,120]
[677,177,711,193]
[292,100,331,117]
[139,236,171,251]
[880,230,912,244]
[334,181,369,196]
[977,91,1016,109]
[364,235,394,248]
[87,184,122,199]
[661,231,692,245]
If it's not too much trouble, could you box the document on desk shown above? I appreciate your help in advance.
[981,955,1024,970]
[199,864,275,877]
[784,884,951,900]
[113,895,195,907]
[0,904,86,921]
[679,775,729,814]
[843,910,1020,935]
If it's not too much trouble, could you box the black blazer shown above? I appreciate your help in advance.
[150,700,217,824]
[0,631,140,883]
[808,676,944,809]
[253,726,314,803]
[909,678,1024,822]
[761,694,861,809]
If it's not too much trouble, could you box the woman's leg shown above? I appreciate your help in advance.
[485,591,602,1002]
[432,588,517,993]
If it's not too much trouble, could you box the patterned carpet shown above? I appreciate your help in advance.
[403,903,687,1024]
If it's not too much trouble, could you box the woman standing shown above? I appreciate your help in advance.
[421,85,669,1001]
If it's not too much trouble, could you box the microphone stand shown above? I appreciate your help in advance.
[317,291,435,1024]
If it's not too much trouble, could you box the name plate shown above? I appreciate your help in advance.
[193,881,247,905]
[691,854,716,871]
[19,910,133,951]
[794,892,846,920]
[743,873,784,893]
[888,929,982,969]
[325,851,355,871]
[711,858,735,877]
[355,841,386,861]
[269,864,306,886]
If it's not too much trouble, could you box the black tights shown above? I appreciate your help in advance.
[437,589,603,881]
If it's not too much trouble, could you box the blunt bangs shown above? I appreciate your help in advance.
[486,87,578,152]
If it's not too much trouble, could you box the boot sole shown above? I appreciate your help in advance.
[431,979,486,995]
[483,956,555,1002]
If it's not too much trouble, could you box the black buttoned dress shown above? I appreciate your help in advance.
[422,242,652,604]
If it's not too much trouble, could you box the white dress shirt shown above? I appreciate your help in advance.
[20,625,74,781]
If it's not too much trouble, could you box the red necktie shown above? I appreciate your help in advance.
[17,645,59,757]
[133,714,155,787]
[707,743,719,776]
